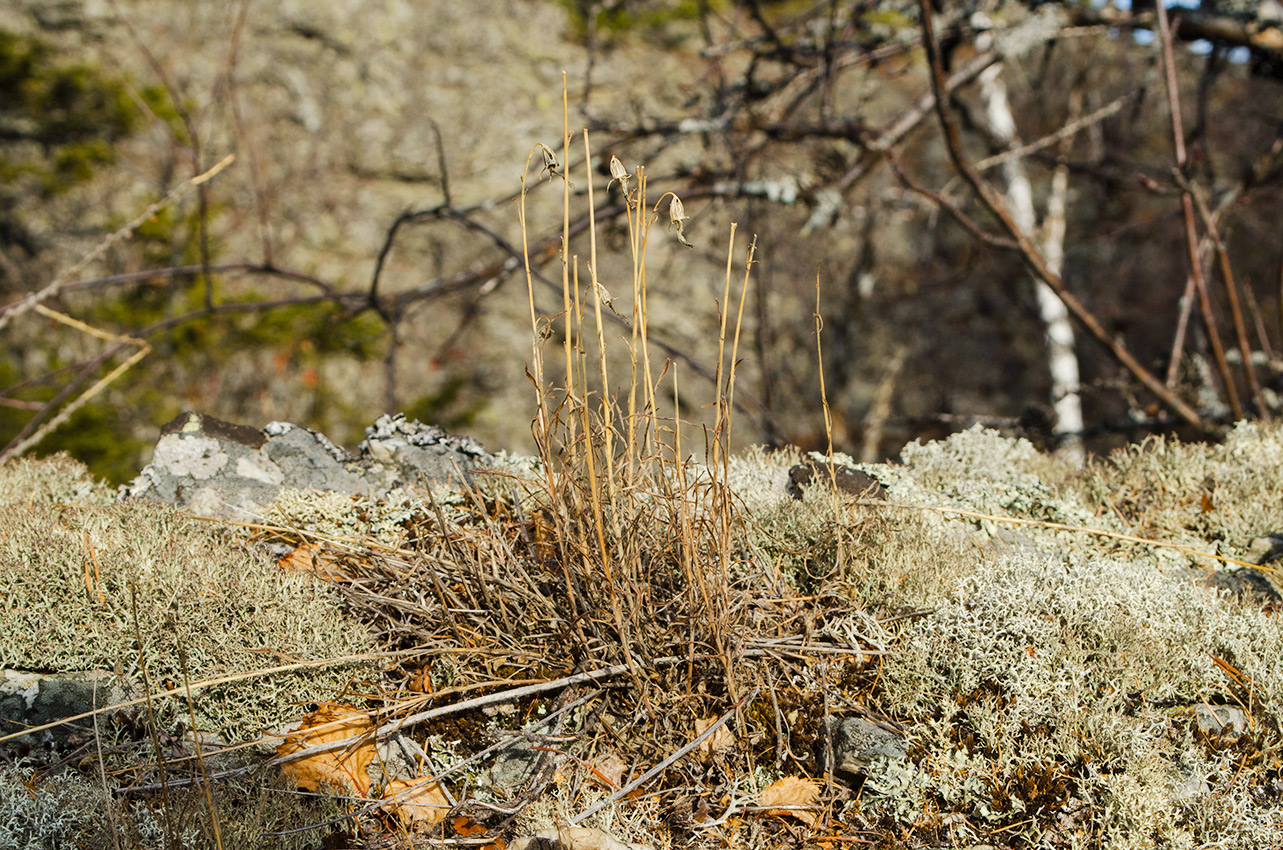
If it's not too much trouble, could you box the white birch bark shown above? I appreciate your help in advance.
[978,61,1085,466]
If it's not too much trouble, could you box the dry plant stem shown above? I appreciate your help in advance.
[520,146,551,422]
[724,236,754,448]
[520,146,587,643]
[568,687,760,826]
[707,224,740,707]
[583,131,621,533]
[636,180,659,446]
[814,272,846,574]
[671,366,700,694]
[559,75,579,468]
[577,136,636,681]
[626,167,644,481]
[720,234,756,709]
[916,0,1204,429]
[179,646,224,850]
[1154,1,1241,419]
[712,224,738,467]
[0,154,234,332]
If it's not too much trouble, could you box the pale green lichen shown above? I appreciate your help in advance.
[0,451,114,506]
[0,758,342,850]
[722,424,1283,846]
[0,458,378,745]
[1079,421,1283,568]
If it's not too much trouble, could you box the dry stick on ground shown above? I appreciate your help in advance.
[1154,2,1242,420]
[568,687,760,827]
[0,650,412,750]
[916,0,1205,430]
[855,499,1274,575]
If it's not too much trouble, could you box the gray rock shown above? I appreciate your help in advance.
[1199,532,1283,606]
[823,715,909,783]
[119,411,492,520]
[786,462,886,501]
[1,669,131,747]
[1190,703,1249,738]
[488,740,541,793]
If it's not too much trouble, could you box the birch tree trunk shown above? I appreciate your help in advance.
[977,58,1085,465]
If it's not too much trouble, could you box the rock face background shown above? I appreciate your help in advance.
[2,0,721,477]
[3,1,1283,490]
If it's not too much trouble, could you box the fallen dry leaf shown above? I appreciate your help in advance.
[758,776,821,826]
[509,826,653,850]
[589,752,628,789]
[384,777,451,830]
[277,542,349,581]
[276,703,375,797]
[693,715,735,761]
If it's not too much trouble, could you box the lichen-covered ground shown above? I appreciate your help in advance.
[3,424,1282,848]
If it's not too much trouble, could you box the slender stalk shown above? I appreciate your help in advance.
[559,74,579,464]
[583,131,621,529]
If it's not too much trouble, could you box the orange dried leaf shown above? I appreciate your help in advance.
[693,715,735,760]
[384,777,451,830]
[758,776,820,826]
[277,703,375,797]
[277,542,348,581]
[510,827,653,850]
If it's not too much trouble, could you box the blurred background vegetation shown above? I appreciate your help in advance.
[1,0,1281,482]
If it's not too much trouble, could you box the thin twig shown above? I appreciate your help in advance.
[916,0,1205,430]
[1154,2,1240,418]
[0,155,234,332]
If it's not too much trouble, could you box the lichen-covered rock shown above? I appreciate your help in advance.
[120,411,493,520]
